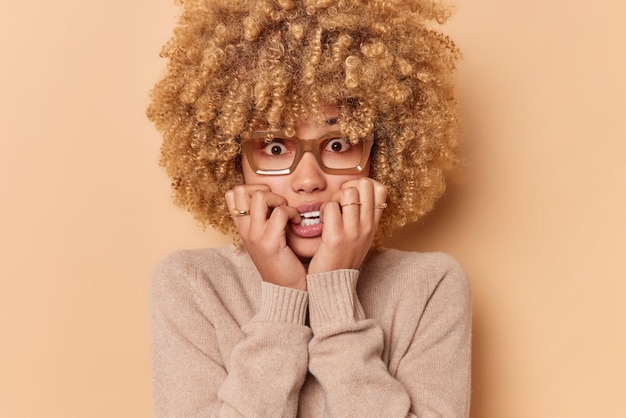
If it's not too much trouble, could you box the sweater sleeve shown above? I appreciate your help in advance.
[306,262,471,418]
[150,255,312,418]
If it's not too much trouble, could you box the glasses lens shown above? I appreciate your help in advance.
[247,132,367,173]
[319,137,365,169]
[248,136,298,171]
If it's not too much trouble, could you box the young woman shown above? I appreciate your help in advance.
[148,0,471,416]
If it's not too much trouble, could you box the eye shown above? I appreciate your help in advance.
[324,137,352,153]
[262,140,289,156]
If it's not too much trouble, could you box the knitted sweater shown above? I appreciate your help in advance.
[150,247,471,417]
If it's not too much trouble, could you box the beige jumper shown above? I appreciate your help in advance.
[150,247,471,417]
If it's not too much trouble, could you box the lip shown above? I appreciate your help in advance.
[290,202,323,238]
[290,220,323,238]
[295,202,323,214]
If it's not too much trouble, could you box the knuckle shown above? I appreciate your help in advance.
[343,187,359,199]
[224,190,234,202]
[357,177,372,186]
[271,206,287,218]
[250,189,268,203]
[233,186,250,200]
[250,189,265,199]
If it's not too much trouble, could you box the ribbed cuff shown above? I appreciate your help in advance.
[306,269,366,328]
[254,282,309,325]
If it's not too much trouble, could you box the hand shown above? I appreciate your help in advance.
[308,178,388,275]
[225,184,307,291]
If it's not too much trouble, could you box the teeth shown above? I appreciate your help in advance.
[299,211,320,226]
[300,217,320,226]
[300,211,320,219]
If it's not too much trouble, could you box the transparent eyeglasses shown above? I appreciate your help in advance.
[241,130,373,175]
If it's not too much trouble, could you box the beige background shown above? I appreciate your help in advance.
[1,0,624,417]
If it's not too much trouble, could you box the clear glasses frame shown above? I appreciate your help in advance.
[242,130,374,175]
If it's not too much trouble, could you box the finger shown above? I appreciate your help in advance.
[245,189,288,238]
[233,184,269,222]
[266,205,301,232]
[249,189,284,217]
[357,178,376,225]
[342,178,375,225]
[248,189,301,222]
[320,200,342,239]
[227,184,270,213]
[226,185,271,236]
[371,180,389,224]
[225,189,236,212]
[337,186,361,232]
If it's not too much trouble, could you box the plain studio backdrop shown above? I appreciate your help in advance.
[1,1,624,417]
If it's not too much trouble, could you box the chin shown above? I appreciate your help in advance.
[287,235,321,262]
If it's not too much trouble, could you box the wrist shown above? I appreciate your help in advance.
[255,282,309,324]
[306,269,365,327]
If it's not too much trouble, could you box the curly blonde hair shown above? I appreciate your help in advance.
[148,0,461,237]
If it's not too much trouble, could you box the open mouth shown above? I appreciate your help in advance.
[299,211,321,226]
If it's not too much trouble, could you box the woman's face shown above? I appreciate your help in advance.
[242,108,370,260]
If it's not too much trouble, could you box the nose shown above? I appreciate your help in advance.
[290,150,326,193]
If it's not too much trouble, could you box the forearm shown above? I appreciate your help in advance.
[151,256,312,417]
[306,270,412,417]
[305,265,471,418]
[217,283,311,417]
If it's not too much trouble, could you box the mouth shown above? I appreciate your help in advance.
[299,211,321,226]
[290,205,323,238]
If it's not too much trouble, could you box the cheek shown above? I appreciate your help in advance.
[241,155,255,184]
[344,166,371,183]
[242,155,286,192]
[329,171,370,190]
[242,155,271,187]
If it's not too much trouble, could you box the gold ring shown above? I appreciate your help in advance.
[341,202,362,208]
[231,208,250,217]
[373,203,388,210]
